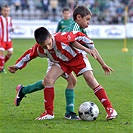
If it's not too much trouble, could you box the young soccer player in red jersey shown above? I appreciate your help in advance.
[47,7,79,119]
[0,5,14,73]
[8,27,117,121]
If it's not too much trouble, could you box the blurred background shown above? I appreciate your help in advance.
[0,0,133,39]
[0,0,133,24]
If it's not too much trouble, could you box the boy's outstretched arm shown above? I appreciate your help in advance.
[71,41,113,75]
[71,41,97,59]
[94,48,114,75]
[8,43,41,73]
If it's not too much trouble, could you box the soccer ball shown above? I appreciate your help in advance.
[78,101,99,121]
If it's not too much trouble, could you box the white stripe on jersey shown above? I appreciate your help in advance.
[53,40,77,61]
[37,47,59,63]
[15,54,30,68]
[75,36,93,44]
[45,50,59,63]
[53,41,69,61]
[0,15,12,42]
[60,42,77,59]
[37,47,47,58]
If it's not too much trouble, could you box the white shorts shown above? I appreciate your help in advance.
[46,58,69,78]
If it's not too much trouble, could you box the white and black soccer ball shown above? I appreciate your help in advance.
[78,101,99,121]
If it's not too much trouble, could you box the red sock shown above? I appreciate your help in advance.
[0,56,4,71]
[94,85,112,109]
[44,86,54,115]
[4,54,11,63]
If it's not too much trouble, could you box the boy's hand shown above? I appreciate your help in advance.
[102,64,114,75]
[85,49,97,59]
[8,65,18,73]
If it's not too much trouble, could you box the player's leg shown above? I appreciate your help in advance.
[0,49,5,72]
[64,73,76,114]
[68,54,117,120]
[62,73,80,120]
[14,59,56,106]
[0,46,5,73]
[4,48,13,63]
[0,42,13,73]
[14,80,44,106]
[83,70,117,120]
[45,59,79,120]
[35,64,64,120]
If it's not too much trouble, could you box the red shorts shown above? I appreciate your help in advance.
[58,53,93,76]
[0,41,13,51]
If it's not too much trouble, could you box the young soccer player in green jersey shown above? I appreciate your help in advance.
[56,7,73,32]
[61,5,117,120]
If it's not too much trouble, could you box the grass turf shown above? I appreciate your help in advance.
[0,38,132,133]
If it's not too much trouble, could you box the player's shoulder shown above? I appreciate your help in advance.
[70,22,81,31]
[58,19,64,24]
[62,21,77,32]
[70,18,73,22]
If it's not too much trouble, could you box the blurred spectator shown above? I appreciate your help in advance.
[41,0,49,19]
[35,0,43,10]
[98,0,107,11]
[58,0,67,8]
[50,0,58,21]
[110,15,119,24]
[121,0,128,5]
[91,1,100,16]
[116,4,124,15]
[67,0,77,11]
[12,0,21,11]
[21,0,29,10]
[128,0,133,22]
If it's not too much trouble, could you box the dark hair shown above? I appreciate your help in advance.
[34,27,51,44]
[2,4,10,8]
[73,5,92,20]
[62,7,71,13]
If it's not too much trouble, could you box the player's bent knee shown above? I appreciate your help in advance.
[43,76,55,86]
[66,77,77,88]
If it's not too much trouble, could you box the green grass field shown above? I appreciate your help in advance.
[0,39,132,133]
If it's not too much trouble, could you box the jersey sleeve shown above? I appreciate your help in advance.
[55,31,95,49]
[73,31,95,49]
[15,43,43,69]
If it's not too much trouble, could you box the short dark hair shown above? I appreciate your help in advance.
[2,4,10,9]
[34,27,51,44]
[62,7,71,13]
[73,5,92,20]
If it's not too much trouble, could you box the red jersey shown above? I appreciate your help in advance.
[0,15,13,43]
[15,31,94,69]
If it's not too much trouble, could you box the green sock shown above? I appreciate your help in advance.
[21,80,44,95]
[65,89,75,114]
